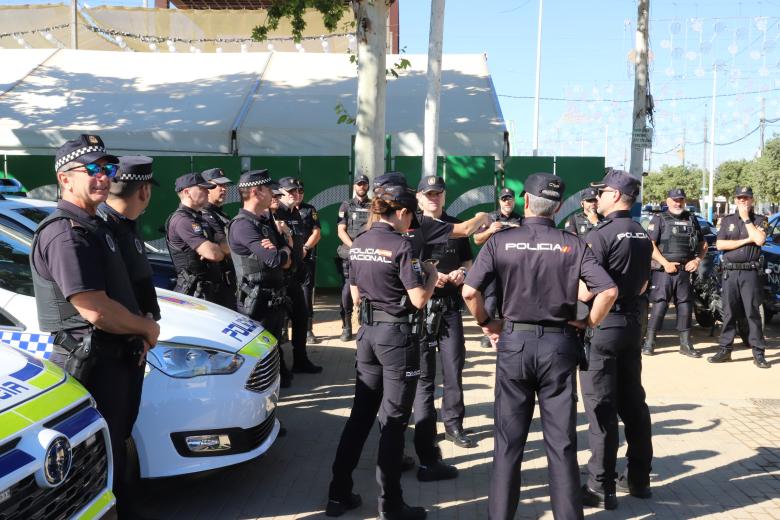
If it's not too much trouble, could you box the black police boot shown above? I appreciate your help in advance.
[378,503,427,520]
[642,329,655,356]
[581,485,618,510]
[753,348,771,369]
[707,347,732,363]
[616,474,652,499]
[679,330,702,358]
[401,454,416,472]
[480,336,491,348]
[417,449,458,482]
[279,359,293,388]
[306,318,320,344]
[340,317,353,342]
[292,358,323,374]
[444,427,477,448]
[325,493,362,517]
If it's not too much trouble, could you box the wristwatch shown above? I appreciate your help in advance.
[477,316,491,327]
[742,219,752,225]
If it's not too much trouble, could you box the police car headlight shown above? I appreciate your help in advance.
[147,344,244,378]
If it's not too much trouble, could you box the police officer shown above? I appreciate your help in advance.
[276,177,322,374]
[564,186,604,238]
[295,179,323,343]
[336,174,371,341]
[643,188,706,357]
[462,173,617,520]
[327,177,438,520]
[473,187,523,348]
[31,135,160,519]
[166,172,228,302]
[200,167,238,310]
[580,170,654,510]
[414,176,476,453]
[227,170,296,386]
[709,186,771,369]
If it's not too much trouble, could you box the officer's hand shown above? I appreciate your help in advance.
[144,320,160,349]
[663,261,680,274]
[475,212,490,228]
[489,221,503,234]
[139,340,152,367]
[738,206,751,221]
[421,261,438,282]
[684,258,701,273]
[448,269,465,286]
[435,272,449,288]
[482,319,502,347]
[260,239,277,250]
[568,319,587,330]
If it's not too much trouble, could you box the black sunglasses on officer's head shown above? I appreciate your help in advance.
[66,162,119,178]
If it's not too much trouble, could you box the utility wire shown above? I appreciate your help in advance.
[498,86,780,103]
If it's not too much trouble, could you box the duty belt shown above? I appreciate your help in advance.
[610,299,641,314]
[722,261,760,270]
[368,308,415,324]
[430,294,461,311]
[503,321,575,334]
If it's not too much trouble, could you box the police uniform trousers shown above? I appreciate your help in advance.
[339,259,353,322]
[580,312,653,494]
[412,334,439,465]
[648,270,693,332]
[286,277,311,365]
[439,308,467,432]
[330,323,420,512]
[489,326,583,520]
[719,269,767,350]
[51,338,144,504]
[301,256,317,319]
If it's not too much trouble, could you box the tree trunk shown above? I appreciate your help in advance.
[353,0,388,184]
[423,0,445,179]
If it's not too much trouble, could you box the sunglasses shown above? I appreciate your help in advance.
[67,162,119,178]
[355,181,369,187]
[597,188,617,197]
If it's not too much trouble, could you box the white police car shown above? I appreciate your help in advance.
[0,345,115,519]
[0,220,281,479]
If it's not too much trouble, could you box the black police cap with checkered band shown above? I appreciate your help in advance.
[116,156,159,186]
[55,134,118,172]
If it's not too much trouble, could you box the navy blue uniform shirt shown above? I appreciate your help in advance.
[465,216,615,323]
[717,212,768,263]
[228,209,289,269]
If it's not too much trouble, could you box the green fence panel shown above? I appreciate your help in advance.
[5,155,55,190]
[139,156,193,241]
[554,156,605,224]
[300,156,351,289]
[251,156,300,179]
[441,156,496,256]
[392,156,444,189]
[503,156,555,215]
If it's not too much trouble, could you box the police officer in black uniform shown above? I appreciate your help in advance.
[336,174,371,341]
[327,176,438,520]
[276,177,323,374]
[166,173,228,303]
[462,173,617,520]
[473,187,523,348]
[295,179,323,343]
[643,188,706,357]
[580,169,654,510]
[414,176,476,453]
[709,186,771,369]
[200,167,237,310]
[31,135,160,519]
[227,170,295,385]
[564,186,603,238]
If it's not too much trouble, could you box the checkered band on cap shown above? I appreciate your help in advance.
[116,172,153,182]
[237,177,272,188]
[55,145,106,171]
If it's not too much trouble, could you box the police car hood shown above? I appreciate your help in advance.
[0,346,64,413]
[155,289,267,352]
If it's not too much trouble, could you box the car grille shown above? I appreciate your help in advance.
[0,431,109,520]
[246,409,276,450]
[245,345,279,393]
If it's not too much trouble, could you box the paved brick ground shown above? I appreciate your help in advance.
[142,293,780,519]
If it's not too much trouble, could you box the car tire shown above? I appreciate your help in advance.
[695,308,715,328]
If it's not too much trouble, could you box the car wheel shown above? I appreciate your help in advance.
[695,308,715,328]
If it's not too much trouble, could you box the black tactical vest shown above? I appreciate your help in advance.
[97,204,160,320]
[165,206,222,282]
[573,212,601,239]
[226,213,286,290]
[32,208,140,333]
[346,198,371,239]
[658,211,699,263]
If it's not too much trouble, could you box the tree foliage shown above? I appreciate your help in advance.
[642,164,706,204]
[252,0,351,43]
[714,159,747,198]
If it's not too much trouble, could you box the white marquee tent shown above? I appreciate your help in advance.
[0,49,507,158]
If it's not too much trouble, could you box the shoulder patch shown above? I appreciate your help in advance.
[410,258,423,275]
[647,223,655,231]
[338,211,345,218]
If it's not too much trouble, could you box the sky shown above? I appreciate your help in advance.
[3,0,779,172]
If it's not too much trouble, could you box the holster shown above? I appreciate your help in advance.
[425,298,445,340]
[240,281,262,316]
[55,330,97,382]
[358,298,373,326]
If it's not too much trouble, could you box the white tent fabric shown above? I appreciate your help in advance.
[0,49,506,157]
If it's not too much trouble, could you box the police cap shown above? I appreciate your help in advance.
[522,172,564,201]
[278,177,301,191]
[201,168,233,185]
[735,186,754,197]
[499,187,515,200]
[374,172,409,190]
[55,134,118,172]
[667,188,686,199]
[354,174,370,185]
[238,169,277,189]
[115,156,159,186]
[591,169,640,198]
[375,182,420,228]
[581,187,599,201]
[175,172,216,192]
[418,176,446,193]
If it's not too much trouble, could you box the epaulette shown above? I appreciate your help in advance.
[594,218,613,229]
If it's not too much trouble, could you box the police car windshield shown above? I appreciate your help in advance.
[13,206,53,224]
[0,224,33,297]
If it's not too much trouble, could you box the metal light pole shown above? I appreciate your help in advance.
[629,0,650,185]
[531,0,543,156]
[708,65,717,222]
[70,0,78,49]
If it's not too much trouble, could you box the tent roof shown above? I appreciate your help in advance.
[0,49,506,157]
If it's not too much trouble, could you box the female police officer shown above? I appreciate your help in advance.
[326,177,438,520]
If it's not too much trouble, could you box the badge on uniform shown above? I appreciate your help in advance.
[192,223,203,235]
[261,227,269,238]
[580,225,586,233]
[312,210,319,221]
[88,135,99,144]
[134,237,143,254]
[729,223,735,231]
[427,177,438,186]
[410,258,423,275]
[338,211,345,218]
[648,224,655,231]
[105,234,116,252]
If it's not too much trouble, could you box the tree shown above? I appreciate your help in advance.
[714,159,748,198]
[744,137,780,203]
[253,1,396,184]
[642,164,707,204]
